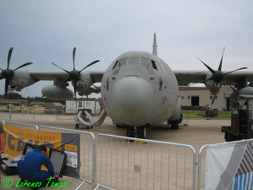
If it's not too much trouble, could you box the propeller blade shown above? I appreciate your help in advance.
[211,95,215,105]
[79,60,100,73]
[218,47,225,71]
[197,57,215,74]
[7,47,14,69]
[51,62,70,74]
[211,82,221,105]
[5,79,10,99]
[13,62,33,71]
[223,80,239,95]
[54,78,70,89]
[73,47,76,70]
[73,81,77,99]
[211,83,218,105]
[0,68,3,79]
[223,67,247,76]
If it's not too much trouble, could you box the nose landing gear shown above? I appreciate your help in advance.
[126,126,147,138]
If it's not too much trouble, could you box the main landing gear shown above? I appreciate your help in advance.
[167,114,183,129]
[124,114,183,139]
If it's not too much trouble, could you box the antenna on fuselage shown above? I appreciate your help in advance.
[152,33,158,56]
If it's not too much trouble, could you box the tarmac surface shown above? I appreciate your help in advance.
[0,113,231,189]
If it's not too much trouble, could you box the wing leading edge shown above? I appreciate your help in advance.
[174,70,253,86]
[30,70,104,83]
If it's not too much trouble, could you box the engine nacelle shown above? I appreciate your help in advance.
[204,72,222,95]
[42,85,73,100]
[10,70,37,91]
[76,72,94,96]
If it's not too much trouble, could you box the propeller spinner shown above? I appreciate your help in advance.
[0,47,32,99]
[52,47,100,98]
[197,48,247,104]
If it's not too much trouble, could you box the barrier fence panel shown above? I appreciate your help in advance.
[95,134,196,190]
[197,145,207,190]
[0,121,96,189]
[198,139,253,190]
[1,120,39,130]
[1,120,205,190]
[38,125,96,188]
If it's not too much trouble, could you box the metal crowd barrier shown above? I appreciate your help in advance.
[2,120,253,189]
[197,144,208,190]
[1,120,198,190]
[0,120,94,189]
[37,124,97,189]
[95,134,196,190]
[1,120,39,130]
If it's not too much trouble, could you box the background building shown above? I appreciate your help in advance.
[179,86,232,111]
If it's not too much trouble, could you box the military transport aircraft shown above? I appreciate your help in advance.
[1,34,253,138]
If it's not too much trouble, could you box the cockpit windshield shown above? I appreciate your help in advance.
[110,56,164,72]
[128,57,140,65]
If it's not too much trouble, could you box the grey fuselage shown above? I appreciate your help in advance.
[101,51,180,128]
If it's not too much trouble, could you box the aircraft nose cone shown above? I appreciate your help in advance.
[112,76,154,124]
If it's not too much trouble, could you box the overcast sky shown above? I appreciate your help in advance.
[1,0,253,97]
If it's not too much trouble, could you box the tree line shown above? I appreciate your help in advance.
[0,87,101,104]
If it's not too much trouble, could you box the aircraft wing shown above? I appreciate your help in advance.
[87,71,105,82]
[30,70,104,82]
[174,70,208,85]
[174,70,253,86]
[30,71,69,81]
[22,70,105,99]
[29,70,253,86]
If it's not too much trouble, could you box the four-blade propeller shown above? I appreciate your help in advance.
[0,47,33,99]
[197,48,247,104]
[51,47,100,98]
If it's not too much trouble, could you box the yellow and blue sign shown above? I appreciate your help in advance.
[2,124,80,178]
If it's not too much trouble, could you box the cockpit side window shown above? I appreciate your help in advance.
[151,60,158,70]
[112,57,128,71]
[112,60,119,70]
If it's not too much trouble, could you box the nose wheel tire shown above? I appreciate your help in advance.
[126,126,135,137]
[137,126,146,139]
[126,126,147,138]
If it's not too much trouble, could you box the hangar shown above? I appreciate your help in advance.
[179,86,232,111]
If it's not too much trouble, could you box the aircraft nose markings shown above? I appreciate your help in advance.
[163,96,176,108]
